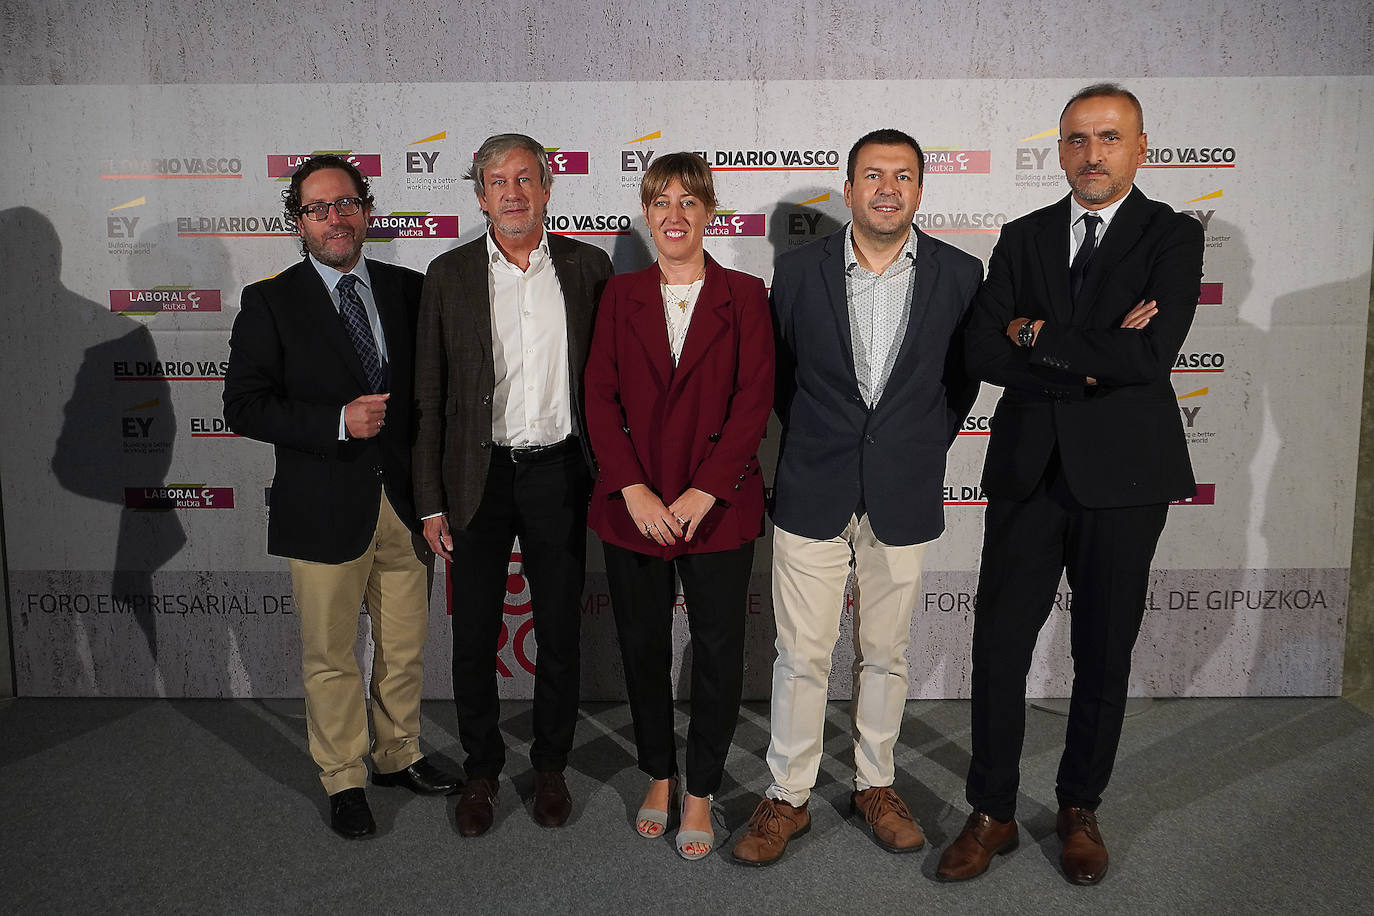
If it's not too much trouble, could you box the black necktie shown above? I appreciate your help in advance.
[1069,213,1102,301]
[336,274,384,393]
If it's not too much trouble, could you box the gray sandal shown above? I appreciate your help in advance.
[676,793,717,860]
[635,776,679,838]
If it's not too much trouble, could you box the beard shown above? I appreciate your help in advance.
[305,228,364,269]
[1068,167,1125,205]
[491,207,542,238]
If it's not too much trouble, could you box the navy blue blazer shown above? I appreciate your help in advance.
[770,225,982,546]
[224,257,424,563]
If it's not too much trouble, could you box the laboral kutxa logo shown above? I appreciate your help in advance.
[703,211,766,237]
[546,148,590,175]
[267,151,382,180]
[922,148,991,174]
[125,485,235,510]
[366,213,460,240]
[110,287,221,314]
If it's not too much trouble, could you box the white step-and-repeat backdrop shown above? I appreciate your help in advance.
[2,77,1370,699]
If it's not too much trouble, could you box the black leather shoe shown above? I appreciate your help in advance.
[532,770,573,827]
[455,777,499,837]
[329,788,376,839]
[371,756,461,795]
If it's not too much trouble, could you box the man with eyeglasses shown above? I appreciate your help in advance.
[225,154,458,839]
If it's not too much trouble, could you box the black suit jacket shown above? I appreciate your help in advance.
[966,187,1205,507]
[411,231,613,528]
[771,225,982,546]
[223,257,424,563]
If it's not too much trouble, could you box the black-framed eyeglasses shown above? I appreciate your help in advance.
[298,197,365,221]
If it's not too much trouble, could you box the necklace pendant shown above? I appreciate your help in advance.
[677,299,688,313]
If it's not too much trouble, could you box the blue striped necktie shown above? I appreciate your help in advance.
[336,273,384,393]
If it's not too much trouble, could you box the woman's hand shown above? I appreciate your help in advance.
[622,484,683,547]
[666,487,717,542]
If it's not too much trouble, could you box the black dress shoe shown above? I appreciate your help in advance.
[455,777,499,837]
[329,788,376,839]
[532,770,572,827]
[371,756,461,795]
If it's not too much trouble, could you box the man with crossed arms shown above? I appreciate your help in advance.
[938,83,1204,885]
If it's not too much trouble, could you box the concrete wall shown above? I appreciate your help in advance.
[2,0,1371,695]
[1,2,1369,85]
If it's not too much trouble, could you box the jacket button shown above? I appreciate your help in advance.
[481,394,491,405]
[738,474,746,481]
[622,425,631,435]
[708,433,721,442]
[733,484,741,490]
[864,434,875,444]
[480,440,492,449]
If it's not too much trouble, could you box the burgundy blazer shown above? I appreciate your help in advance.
[585,254,774,559]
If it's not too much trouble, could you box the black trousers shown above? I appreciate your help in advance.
[449,442,589,779]
[966,455,1168,821]
[602,540,754,798]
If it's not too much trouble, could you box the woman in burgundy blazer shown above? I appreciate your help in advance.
[584,152,773,860]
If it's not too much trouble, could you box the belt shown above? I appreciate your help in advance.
[491,436,578,464]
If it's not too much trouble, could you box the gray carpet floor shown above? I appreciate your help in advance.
[2,696,1371,914]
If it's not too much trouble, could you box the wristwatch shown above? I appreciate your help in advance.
[1016,319,1036,348]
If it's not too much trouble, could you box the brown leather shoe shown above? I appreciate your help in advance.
[454,777,498,837]
[532,770,573,828]
[935,811,1018,881]
[731,797,811,867]
[1057,806,1109,885]
[851,786,925,852]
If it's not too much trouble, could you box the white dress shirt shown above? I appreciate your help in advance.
[486,230,572,447]
[1068,189,1131,264]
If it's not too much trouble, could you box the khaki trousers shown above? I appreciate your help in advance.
[766,516,928,806]
[289,490,429,796]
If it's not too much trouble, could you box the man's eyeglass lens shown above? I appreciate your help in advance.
[300,198,363,221]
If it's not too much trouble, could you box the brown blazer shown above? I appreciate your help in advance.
[411,231,613,527]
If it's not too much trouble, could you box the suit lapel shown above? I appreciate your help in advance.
[1033,197,1074,325]
[1072,187,1147,322]
[456,239,494,371]
[625,265,675,391]
[294,260,371,392]
[883,228,939,389]
[819,230,859,384]
[670,256,730,394]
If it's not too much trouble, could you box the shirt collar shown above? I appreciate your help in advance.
[309,253,372,293]
[1070,187,1132,234]
[485,228,551,267]
[844,221,918,274]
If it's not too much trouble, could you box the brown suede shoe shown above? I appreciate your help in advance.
[850,786,925,852]
[1057,806,1109,885]
[731,797,811,867]
[532,771,573,828]
[935,811,1018,881]
[454,777,498,837]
